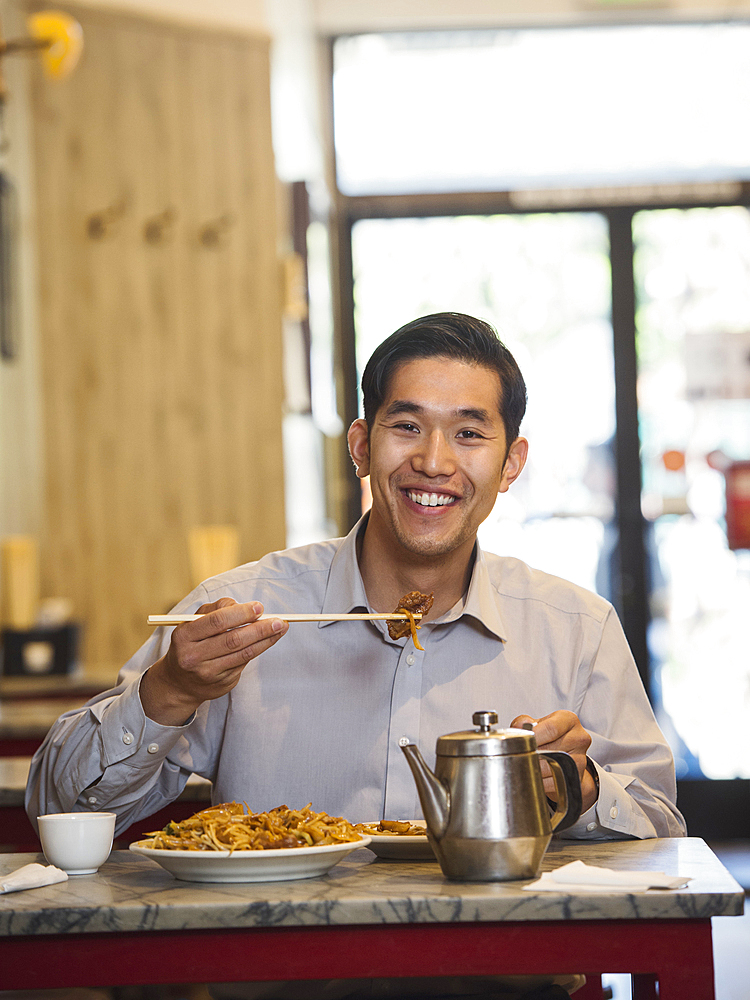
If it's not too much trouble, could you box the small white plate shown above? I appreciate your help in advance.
[129,836,370,883]
[358,821,435,860]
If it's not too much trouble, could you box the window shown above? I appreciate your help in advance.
[333,24,750,195]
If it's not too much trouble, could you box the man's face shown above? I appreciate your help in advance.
[348,357,527,561]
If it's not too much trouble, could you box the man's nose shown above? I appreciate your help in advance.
[411,431,456,477]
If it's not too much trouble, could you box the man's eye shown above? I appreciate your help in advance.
[395,422,419,432]
[458,429,483,439]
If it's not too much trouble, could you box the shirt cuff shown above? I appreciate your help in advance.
[557,763,636,839]
[95,670,194,768]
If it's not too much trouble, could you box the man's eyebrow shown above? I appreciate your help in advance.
[383,400,495,423]
[456,406,494,423]
[382,400,423,418]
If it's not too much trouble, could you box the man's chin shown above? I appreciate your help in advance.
[392,527,472,560]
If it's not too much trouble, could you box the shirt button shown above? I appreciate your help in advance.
[398,736,410,747]
[586,822,597,832]
[122,732,133,745]
[87,795,98,806]
[406,654,415,666]
[610,805,618,819]
[147,743,159,754]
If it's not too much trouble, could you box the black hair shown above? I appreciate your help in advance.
[361,312,527,445]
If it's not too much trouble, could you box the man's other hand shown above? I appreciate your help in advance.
[511,710,599,814]
[140,599,288,726]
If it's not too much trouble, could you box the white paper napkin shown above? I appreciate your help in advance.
[523,859,692,892]
[0,862,69,894]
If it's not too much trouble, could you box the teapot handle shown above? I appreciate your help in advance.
[539,750,583,833]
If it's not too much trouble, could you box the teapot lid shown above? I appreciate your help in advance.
[435,711,537,757]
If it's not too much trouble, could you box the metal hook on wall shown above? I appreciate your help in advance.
[198,213,235,249]
[86,199,128,240]
[143,207,176,245]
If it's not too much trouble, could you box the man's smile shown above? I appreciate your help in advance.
[405,489,458,508]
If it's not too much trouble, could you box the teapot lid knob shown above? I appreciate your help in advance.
[472,710,498,732]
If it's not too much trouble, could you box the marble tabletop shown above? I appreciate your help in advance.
[0,837,743,937]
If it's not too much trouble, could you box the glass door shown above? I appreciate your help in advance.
[351,211,617,594]
[633,207,750,817]
[343,205,750,836]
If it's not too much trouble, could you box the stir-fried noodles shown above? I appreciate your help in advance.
[141,802,362,852]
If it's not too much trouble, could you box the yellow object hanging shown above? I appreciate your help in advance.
[26,10,83,79]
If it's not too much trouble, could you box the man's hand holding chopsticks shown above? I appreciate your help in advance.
[140,599,288,726]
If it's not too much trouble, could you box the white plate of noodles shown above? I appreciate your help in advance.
[129,802,370,883]
[129,837,369,882]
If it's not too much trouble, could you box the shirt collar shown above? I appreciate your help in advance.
[319,514,372,626]
[319,514,507,642]
[438,543,507,642]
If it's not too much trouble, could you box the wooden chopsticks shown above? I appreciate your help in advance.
[147,612,423,626]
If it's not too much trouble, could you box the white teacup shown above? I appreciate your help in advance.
[38,812,117,874]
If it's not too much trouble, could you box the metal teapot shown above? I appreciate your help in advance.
[401,710,582,881]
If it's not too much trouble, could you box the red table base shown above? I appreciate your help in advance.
[0,918,715,999]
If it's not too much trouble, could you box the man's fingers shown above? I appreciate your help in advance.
[194,597,238,616]
[165,600,289,684]
[162,616,288,701]
[511,714,537,731]
[531,710,580,749]
[216,615,288,662]
[511,710,591,764]
[240,626,288,663]
[177,601,266,641]
[178,615,288,672]
[543,775,559,800]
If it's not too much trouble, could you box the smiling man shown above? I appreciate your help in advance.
[28,312,685,999]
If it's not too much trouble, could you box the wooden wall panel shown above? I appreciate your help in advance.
[28,5,285,672]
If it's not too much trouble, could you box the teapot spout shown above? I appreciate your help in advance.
[400,743,449,839]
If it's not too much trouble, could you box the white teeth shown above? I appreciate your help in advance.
[407,491,456,507]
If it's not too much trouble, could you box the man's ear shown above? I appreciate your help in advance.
[498,437,528,493]
[347,418,371,479]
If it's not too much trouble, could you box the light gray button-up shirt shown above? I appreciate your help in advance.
[26,517,686,839]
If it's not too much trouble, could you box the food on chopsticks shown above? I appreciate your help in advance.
[355,820,426,837]
[141,802,362,852]
[387,591,434,649]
